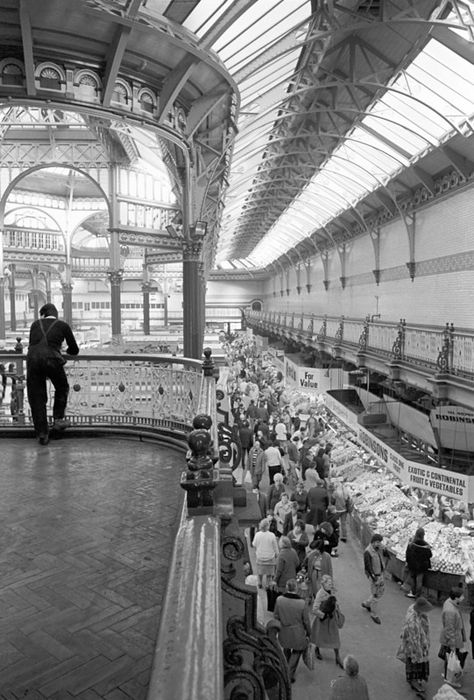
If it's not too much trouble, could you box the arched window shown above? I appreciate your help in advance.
[76,72,100,101]
[139,91,155,114]
[112,82,129,106]
[251,300,262,311]
[2,62,23,86]
[39,66,61,90]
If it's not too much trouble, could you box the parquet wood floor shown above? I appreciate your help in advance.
[0,436,184,699]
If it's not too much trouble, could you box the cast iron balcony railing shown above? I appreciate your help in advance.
[244,310,474,380]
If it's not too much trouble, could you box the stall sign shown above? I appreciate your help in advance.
[405,462,469,501]
[429,405,474,453]
[357,425,406,479]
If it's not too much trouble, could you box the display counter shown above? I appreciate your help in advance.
[349,507,465,600]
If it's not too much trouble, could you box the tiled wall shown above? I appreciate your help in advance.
[262,184,474,327]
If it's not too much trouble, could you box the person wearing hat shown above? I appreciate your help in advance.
[396,596,432,697]
[361,533,389,624]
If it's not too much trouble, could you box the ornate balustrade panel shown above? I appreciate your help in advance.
[325,317,341,339]
[343,319,363,345]
[404,327,442,367]
[0,354,203,431]
[452,332,474,377]
[366,323,398,355]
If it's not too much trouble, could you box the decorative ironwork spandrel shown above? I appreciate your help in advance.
[335,316,344,343]
[317,317,327,341]
[220,515,291,699]
[436,323,454,373]
[391,318,406,360]
[359,315,370,350]
[223,615,291,700]
[218,421,240,467]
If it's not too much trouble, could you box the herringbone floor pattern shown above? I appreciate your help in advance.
[0,436,184,699]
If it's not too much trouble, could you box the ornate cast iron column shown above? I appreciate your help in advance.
[107,268,123,341]
[7,264,16,332]
[183,238,203,359]
[61,282,73,326]
[0,274,5,341]
[141,281,152,335]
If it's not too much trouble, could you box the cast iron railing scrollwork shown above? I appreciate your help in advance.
[436,322,454,374]
[391,318,406,361]
[220,514,291,700]
[358,315,370,351]
[218,421,241,473]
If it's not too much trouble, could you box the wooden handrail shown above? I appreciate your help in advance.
[147,513,223,700]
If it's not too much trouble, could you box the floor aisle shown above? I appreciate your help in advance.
[0,436,184,698]
[254,527,474,700]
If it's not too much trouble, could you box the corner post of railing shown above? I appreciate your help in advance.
[9,338,26,424]
[199,346,219,452]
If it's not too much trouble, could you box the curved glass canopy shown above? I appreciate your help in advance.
[178,1,474,269]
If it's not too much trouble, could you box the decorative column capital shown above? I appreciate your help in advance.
[141,281,153,293]
[107,269,124,285]
[60,282,74,293]
[183,239,203,260]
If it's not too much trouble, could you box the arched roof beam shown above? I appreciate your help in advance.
[19,0,36,95]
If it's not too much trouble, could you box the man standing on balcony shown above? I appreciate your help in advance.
[26,303,79,446]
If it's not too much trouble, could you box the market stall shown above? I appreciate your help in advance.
[321,407,474,599]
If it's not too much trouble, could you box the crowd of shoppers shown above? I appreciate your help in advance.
[224,334,471,697]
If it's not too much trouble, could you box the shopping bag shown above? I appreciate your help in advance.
[266,586,279,613]
[438,644,449,661]
[303,642,315,670]
[446,650,463,688]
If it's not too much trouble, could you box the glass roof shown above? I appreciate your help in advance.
[179,2,474,269]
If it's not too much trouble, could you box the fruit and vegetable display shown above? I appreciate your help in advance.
[321,411,474,578]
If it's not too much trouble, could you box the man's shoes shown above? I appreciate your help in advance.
[406,592,416,598]
[53,418,71,430]
[38,434,49,445]
[361,602,371,611]
[371,615,381,624]
[340,538,347,542]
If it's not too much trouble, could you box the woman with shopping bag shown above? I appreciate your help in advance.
[439,587,468,687]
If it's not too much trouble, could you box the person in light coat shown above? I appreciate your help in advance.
[273,579,311,683]
[252,518,279,589]
[439,587,467,680]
